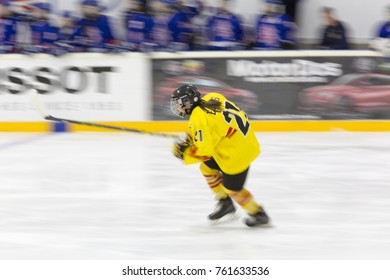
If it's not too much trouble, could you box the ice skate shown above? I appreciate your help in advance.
[208,196,236,221]
[245,208,270,227]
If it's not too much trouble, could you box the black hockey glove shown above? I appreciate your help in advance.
[172,138,191,160]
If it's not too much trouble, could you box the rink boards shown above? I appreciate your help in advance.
[1,51,389,132]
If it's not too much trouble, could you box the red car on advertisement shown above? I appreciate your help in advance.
[154,76,260,116]
[299,73,390,117]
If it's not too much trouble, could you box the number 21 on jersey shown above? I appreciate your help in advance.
[195,129,203,142]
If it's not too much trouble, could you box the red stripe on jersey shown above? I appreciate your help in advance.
[226,127,233,137]
[226,127,237,138]
[188,146,211,161]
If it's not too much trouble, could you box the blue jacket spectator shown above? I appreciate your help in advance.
[207,0,243,50]
[74,0,115,52]
[28,2,60,55]
[169,2,193,51]
[123,0,154,52]
[378,23,390,38]
[0,1,18,53]
[254,0,296,50]
[375,5,390,38]
[152,0,193,52]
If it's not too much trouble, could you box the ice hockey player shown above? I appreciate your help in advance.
[0,1,18,53]
[73,0,115,52]
[206,0,243,50]
[170,84,270,227]
[123,0,154,52]
[254,0,296,50]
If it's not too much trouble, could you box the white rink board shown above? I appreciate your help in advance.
[0,53,150,121]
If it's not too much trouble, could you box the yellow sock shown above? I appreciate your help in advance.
[224,187,261,215]
[200,163,228,199]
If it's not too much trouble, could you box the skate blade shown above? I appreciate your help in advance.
[247,223,274,228]
[246,219,274,228]
[209,212,239,225]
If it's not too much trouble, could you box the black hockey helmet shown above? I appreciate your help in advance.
[171,84,201,118]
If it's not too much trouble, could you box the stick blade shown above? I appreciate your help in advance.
[29,89,49,118]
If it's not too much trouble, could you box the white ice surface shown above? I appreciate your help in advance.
[0,132,389,260]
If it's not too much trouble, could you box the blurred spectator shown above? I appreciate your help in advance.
[169,0,194,51]
[376,5,390,38]
[370,5,390,56]
[152,1,174,51]
[151,0,193,52]
[0,0,18,53]
[318,7,349,50]
[59,11,77,41]
[253,0,296,50]
[123,0,154,52]
[26,2,60,55]
[187,1,210,50]
[175,0,204,50]
[73,0,116,52]
[57,11,79,53]
[206,0,243,50]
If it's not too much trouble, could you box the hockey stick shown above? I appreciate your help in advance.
[29,89,180,139]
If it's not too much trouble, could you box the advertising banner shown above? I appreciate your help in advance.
[0,53,149,122]
[151,51,388,120]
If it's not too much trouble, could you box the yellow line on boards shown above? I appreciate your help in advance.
[0,122,50,132]
[1,121,389,132]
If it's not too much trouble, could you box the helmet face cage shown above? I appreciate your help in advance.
[170,85,200,118]
[170,96,187,118]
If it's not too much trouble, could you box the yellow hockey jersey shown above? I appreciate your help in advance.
[183,93,260,174]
